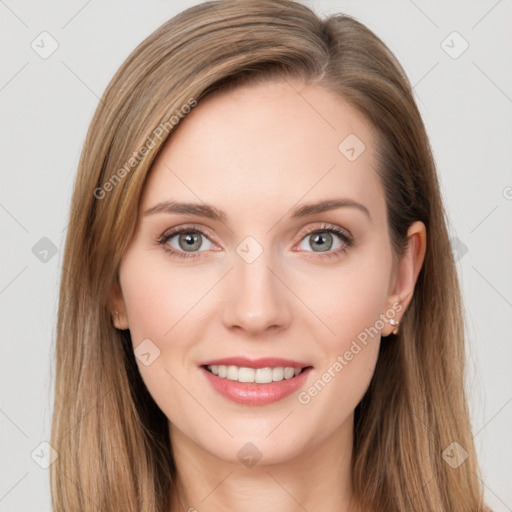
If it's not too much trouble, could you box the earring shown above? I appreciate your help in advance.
[389,318,400,335]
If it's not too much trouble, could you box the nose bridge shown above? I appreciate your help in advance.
[222,239,291,334]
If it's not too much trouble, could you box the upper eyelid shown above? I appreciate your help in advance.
[161,223,216,240]
[300,223,351,238]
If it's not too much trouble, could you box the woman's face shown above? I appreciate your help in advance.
[113,79,406,465]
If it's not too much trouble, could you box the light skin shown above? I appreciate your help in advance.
[111,78,426,512]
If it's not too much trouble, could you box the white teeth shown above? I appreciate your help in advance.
[255,367,273,383]
[226,365,238,381]
[272,367,284,381]
[238,367,255,382]
[206,365,304,383]
[283,367,295,379]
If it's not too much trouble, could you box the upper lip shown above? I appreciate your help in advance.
[199,356,312,370]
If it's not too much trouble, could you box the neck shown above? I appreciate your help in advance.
[168,417,359,512]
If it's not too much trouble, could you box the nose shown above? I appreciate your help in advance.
[221,249,292,337]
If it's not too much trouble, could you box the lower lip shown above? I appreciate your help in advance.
[200,366,312,405]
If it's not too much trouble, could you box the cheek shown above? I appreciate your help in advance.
[118,254,210,422]
[295,270,388,426]
[119,251,212,344]
[294,246,391,406]
[302,251,392,348]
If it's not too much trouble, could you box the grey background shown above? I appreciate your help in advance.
[1,0,511,510]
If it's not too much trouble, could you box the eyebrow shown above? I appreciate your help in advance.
[144,201,228,222]
[144,198,371,222]
[291,198,371,221]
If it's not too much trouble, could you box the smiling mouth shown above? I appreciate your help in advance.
[202,364,312,384]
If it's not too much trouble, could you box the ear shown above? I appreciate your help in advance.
[382,221,427,336]
[110,278,129,330]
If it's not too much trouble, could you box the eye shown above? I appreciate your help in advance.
[157,223,353,260]
[170,230,213,252]
[157,227,215,258]
[296,224,353,255]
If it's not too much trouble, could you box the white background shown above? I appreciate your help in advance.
[1,0,511,510]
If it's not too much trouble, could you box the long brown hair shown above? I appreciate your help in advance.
[50,1,489,510]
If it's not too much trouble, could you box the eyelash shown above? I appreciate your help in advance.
[156,223,354,261]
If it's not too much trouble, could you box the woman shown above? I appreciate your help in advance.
[50,1,490,510]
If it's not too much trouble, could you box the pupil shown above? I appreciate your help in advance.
[179,232,201,251]
[311,232,332,252]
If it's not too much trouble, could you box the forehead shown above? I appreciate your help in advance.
[140,79,384,220]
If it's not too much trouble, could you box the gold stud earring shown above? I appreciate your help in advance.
[389,318,400,335]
